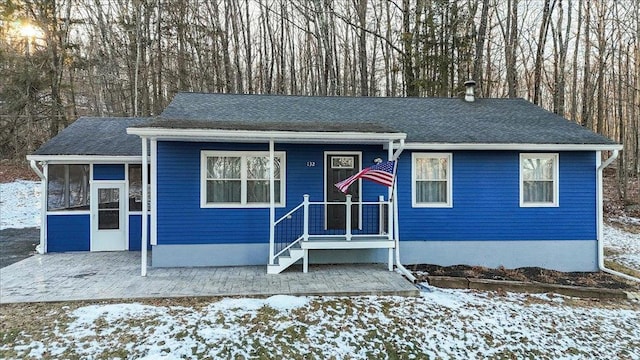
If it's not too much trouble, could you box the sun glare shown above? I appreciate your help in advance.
[18,22,43,38]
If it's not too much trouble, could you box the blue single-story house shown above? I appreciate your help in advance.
[27,87,622,276]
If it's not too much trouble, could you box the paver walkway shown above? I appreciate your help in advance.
[0,252,419,303]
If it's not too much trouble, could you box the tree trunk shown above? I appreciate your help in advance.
[473,0,490,92]
[570,0,581,122]
[533,0,556,105]
[356,0,369,96]
[581,0,592,129]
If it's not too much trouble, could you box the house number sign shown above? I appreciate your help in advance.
[306,161,316,167]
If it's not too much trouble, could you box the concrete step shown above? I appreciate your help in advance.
[267,248,305,274]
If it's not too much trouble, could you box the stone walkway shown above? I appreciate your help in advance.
[0,252,419,303]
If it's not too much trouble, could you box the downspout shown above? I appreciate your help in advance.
[597,150,640,283]
[29,160,46,254]
[390,139,416,282]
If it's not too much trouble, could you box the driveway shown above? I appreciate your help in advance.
[0,227,38,268]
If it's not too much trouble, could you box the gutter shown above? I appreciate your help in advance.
[390,139,417,283]
[127,127,407,144]
[597,150,640,283]
[402,143,623,152]
[29,160,47,254]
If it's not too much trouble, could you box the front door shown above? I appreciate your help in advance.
[91,182,126,251]
[326,153,360,230]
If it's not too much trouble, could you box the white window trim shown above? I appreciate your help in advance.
[46,163,92,214]
[200,150,286,208]
[519,153,559,207]
[411,153,453,208]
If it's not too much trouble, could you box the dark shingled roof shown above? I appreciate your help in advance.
[33,117,153,156]
[152,92,617,145]
[32,93,618,157]
[145,119,397,133]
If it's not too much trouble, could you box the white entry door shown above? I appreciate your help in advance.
[91,182,126,251]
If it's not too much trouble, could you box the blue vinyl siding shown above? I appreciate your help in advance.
[93,164,125,180]
[157,143,597,245]
[128,214,151,250]
[397,151,597,241]
[47,214,90,252]
[156,142,389,245]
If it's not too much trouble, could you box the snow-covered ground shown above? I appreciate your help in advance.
[2,292,639,359]
[0,181,40,230]
[604,225,640,271]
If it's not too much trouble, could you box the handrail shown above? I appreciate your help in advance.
[273,236,304,259]
[270,194,392,266]
[306,200,391,206]
[274,202,305,226]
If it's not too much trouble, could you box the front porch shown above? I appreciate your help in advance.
[269,194,397,274]
[129,126,407,276]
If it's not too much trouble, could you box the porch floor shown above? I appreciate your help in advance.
[0,252,419,304]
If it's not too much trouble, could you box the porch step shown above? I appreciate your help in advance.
[267,248,305,274]
[302,236,395,250]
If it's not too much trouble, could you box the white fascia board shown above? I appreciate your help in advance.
[26,155,144,163]
[126,127,406,144]
[401,143,623,151]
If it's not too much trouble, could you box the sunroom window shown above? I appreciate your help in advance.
[128,164,151,211]
[412,153,452,207]
[47,164,90,211]
[520,153,558,207]
[201,151,285,207]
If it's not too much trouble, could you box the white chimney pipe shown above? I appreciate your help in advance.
[464,80,476,102]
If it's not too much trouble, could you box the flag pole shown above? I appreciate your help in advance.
[388,159,398,202]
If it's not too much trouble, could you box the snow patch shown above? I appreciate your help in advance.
[264,295,310,311]
[208,295,309,313]
[604,224,640,271]
[0,180,41,229]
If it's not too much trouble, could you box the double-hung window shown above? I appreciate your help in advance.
[412,153,452,207]
[201,151,285,207]
[520,153,558,207]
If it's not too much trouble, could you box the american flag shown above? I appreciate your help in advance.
[335,160,396,193]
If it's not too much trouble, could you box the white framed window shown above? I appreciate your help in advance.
[201,151,285,208]
[412,153,452,208]
[127,164,151,212]
[520,153,559,207]
[47,164,90,211]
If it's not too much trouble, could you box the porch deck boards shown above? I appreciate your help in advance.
[302,235,395,249]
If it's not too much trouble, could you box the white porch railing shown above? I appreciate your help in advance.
[270,194,392,265]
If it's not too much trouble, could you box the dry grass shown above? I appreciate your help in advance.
[604,259,640,279]
[0,160,38,183]
[1,293,639,359]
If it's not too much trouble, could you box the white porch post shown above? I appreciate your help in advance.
[387,142,394,240]
[150,138,157,246]
[303,194,310,241]
[345,194,352,241]
[141,137,148,276]
[387,142,395,269]
[378,195,385,235]
[268,140,275,265]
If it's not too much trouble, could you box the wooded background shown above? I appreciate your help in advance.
[1,0,639,203]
